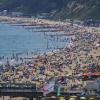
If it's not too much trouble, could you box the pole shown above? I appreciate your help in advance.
[10,96,11,100]
[2,96,4,100]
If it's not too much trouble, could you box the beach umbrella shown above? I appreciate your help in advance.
[69,98,75,100]
[69,96,77,100]
[80,97,87,100]
[70,96,77,98]
[88,97,95,100]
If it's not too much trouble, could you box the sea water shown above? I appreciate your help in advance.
[0,22,71,57]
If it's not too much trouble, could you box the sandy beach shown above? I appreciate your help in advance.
[0,15,99,82]
[0,16,100,99]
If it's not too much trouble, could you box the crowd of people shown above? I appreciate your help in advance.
[0,16,100,94]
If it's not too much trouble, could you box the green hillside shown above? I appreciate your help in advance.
[0,0,100,20]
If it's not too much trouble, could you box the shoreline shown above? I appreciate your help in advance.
[0,16,74,62]
[0,16,99,63]
[0,16,99,60]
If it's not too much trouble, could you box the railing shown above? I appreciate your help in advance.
[0,82,36,90]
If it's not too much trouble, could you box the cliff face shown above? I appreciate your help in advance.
[54,0,100,20]
[0,0,100,20]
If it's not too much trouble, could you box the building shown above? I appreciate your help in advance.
[11,12,23,17]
